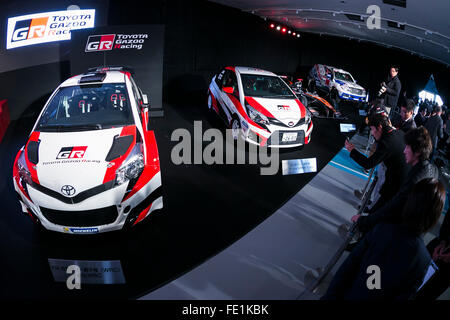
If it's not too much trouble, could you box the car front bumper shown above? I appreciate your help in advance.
[13,171,163,234]
[243,120,313,148]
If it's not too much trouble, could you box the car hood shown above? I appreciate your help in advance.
[245,96,306,125]
[32,126,135,195]
[334,79,365,91]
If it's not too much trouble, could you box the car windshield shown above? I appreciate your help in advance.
[36,83,134,132]
[240,74,295,99]
[334,72,355,83]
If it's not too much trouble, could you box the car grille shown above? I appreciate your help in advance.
[269,118,305,128]
[267,130,305,146]
[349,87,363,95]
[40,206,118,227]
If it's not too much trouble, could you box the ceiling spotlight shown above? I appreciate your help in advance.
[282,27,287,33]
[288,30,292,34]
[297,34,300,38]
[293,32,296,36]
[67,5,81,10]
[276,26,281,30]
[270,23,275,28]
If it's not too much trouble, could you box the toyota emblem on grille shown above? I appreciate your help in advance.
[288,121,294,127]
[61,185,76,196]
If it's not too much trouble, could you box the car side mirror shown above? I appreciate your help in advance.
[142,94,149,106]
[223,87,234,94]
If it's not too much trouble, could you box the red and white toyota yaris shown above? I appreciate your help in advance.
[208,66,313,147]
[13,66,163,234]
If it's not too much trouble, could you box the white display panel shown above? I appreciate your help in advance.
[6,9,95,49]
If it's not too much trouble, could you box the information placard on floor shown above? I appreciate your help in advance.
[282,158,317,175]
[48,258,126,285]
[340,123,356,132]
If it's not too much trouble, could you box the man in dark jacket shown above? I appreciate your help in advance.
[414,107,427,127]
[345,113,409,213]
[398,99,417,133]
[379,66,401,116]
[353,127,438,233]
[424,105,444,160]
[322,179,445,300]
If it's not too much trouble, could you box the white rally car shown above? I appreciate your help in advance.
[13,66,163,234]
[207,66,313,147]
[307,64,367,106]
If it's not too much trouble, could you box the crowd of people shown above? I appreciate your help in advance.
[321,66,449,300]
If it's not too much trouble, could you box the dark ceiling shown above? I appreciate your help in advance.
[209,0,450,66]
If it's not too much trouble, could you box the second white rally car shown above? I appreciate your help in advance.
[307,64,367,107]
[208,66,313,148]
[13,66,163,234]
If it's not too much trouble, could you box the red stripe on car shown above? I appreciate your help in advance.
[13,150,32,201]
[122,130,160,202]
[295,99,306,119]
[245,97,276,118]
[25,131,40,184]
[102,125,136,184]
[227,95,268,132]
[133,202,153,226]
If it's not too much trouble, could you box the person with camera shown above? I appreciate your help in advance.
[345,112,408,214]
[378,66,401,116]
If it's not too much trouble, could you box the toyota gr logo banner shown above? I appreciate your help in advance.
[85,34,115,52]
[85,33,148,52]
[56,146,88,159]
[6,9,95,49]
[61,185,76,196]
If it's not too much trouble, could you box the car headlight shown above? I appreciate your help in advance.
[17,151,32,185]
[246,103,269,125]
[305,107,312,123]
[115,143,145,186]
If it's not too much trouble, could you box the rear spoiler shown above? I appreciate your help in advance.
[86,66,135,75]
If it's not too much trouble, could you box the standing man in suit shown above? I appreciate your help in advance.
[424,105,444,161]
[379,66,401,117]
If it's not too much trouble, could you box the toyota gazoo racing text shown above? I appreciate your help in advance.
[208,66,313,148]
[307,64,367,105]
[13,66,163,234]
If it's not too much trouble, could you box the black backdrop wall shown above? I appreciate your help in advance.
[1,0,449,120]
